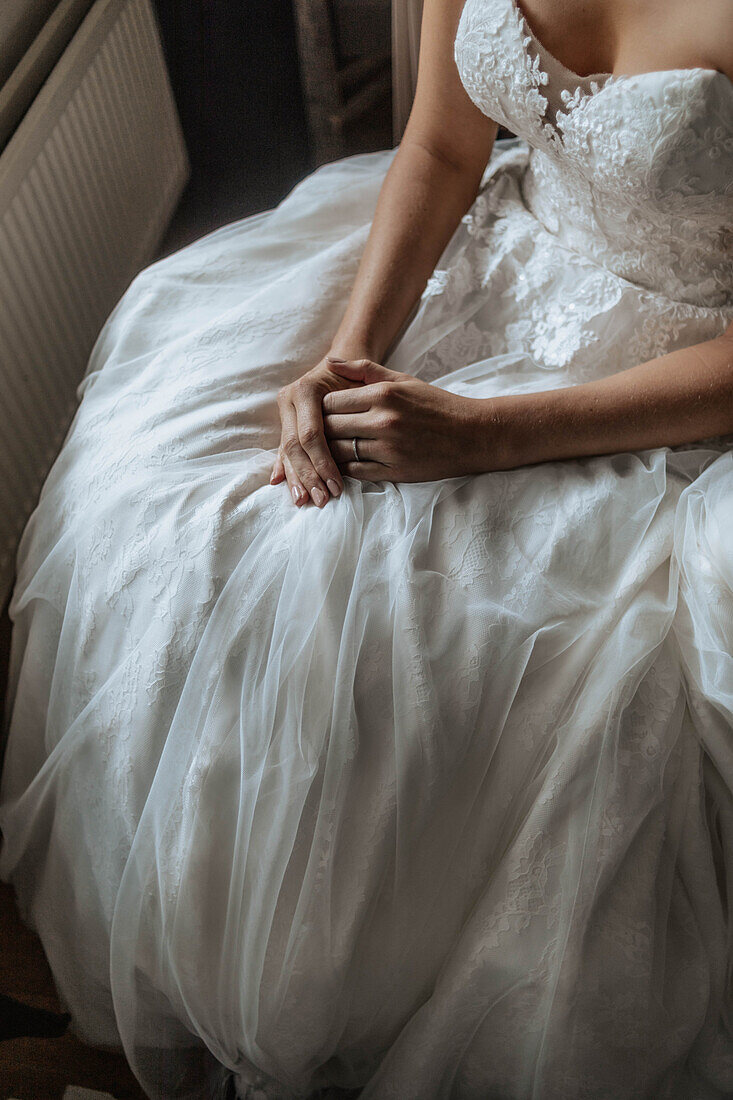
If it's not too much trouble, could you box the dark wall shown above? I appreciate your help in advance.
[153,0,311,206]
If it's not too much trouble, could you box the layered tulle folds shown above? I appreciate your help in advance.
[1,0,733,1094]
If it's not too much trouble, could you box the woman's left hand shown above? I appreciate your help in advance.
[321,356,501,483]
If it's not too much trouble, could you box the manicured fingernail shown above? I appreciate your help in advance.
[326,354,346,363]
[327,478,341,497]
[311,487,326,507]
[270,471,277,483]
[291,485,301,504]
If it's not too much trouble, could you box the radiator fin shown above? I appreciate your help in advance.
[0,0,189,605]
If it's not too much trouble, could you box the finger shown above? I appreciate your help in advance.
[281,449,308,506]
[323,412,376,440]
[281,400,333,508]
[278,404,312,506]
[270,450,285,484]
[338,459,390,482]
[325,355,395,385]
[329,437,373,463]
[295,399,345,500]
[322,386,379,414]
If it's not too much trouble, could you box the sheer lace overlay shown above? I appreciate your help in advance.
[0,0,732,1097]
[455,0,733,305]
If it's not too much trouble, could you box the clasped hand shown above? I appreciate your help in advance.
[271,354,494,507]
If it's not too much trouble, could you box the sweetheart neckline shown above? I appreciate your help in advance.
[507,0,731,97]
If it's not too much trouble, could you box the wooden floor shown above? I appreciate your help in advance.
[0,882,146,1100]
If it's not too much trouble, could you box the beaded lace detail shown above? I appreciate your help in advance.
[1,3,733,1098]
[454,0,733,306]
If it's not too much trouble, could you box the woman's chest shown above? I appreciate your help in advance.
[454,0,730,231]
[510,0,613,77]
[507,0,718,80]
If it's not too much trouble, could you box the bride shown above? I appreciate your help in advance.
[1,0,732,1096]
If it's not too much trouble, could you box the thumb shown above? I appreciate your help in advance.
[325,355,392,384]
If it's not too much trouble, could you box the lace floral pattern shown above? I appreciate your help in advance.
[454,0,733,308]
[0,0,732,1097]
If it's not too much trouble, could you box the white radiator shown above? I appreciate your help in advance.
[0,0,189,606]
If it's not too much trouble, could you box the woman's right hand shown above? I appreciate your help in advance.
[270,355,363,507]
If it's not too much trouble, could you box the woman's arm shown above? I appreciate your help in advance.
[271,0,498,507]
[489,325,733,469]
[329,0,499,362]
[329,137,495,365]
[319,324,733,481]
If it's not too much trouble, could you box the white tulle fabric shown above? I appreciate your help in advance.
[1,0,733,1096]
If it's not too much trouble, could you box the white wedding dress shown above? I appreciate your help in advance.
[2,0,733,1096]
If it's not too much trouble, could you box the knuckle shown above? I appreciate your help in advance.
[292,377,310,398]
[299,425,321,447]
[311,450,331,470]
[282,436,300,458]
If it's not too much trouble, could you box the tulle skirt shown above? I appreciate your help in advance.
[1,142,733,1098]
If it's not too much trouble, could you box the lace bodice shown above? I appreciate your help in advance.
[4,0,733,1086]
[455,0,733,307]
